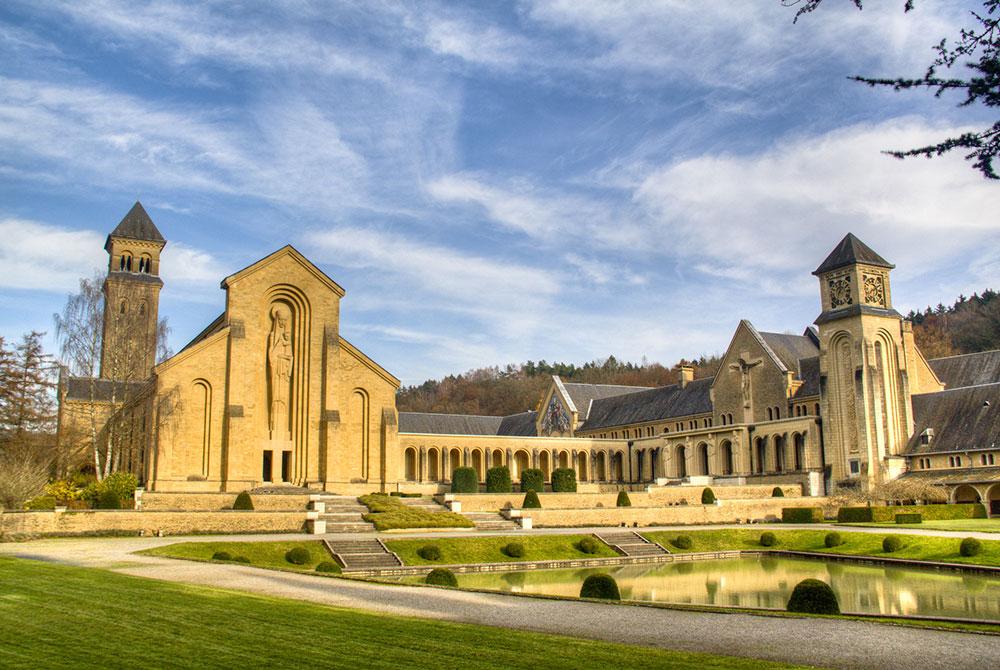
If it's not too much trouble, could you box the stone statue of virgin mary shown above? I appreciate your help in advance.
[268,303,293,435]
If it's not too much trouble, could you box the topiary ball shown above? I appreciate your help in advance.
[786,578,840,614]
[315,561,338,573]
[671,535,692,550]
[425,568,458,587]
[772,486,785,498]
[211,551,232,561]
[824,532,843,548]
[522,489,541,509]
[701,487,716,504]
[580,573,621,600]
[882,535,904,553]
[760,531,777,547]
[232,555,251,564]
[285,547,312,565]
[616,490,632,507]
[417,544,442,561]
[232,491,254,510]
[960,537,982,557]
[503,542,525,558]
[578,537,599,554]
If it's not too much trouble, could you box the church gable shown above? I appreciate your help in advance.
[536,376,575,436]
[222,245,345,297]
[712,320,795,424]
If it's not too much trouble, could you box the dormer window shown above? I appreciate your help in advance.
[919,428,934,446]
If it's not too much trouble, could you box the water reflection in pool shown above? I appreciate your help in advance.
[441,557,1000,620]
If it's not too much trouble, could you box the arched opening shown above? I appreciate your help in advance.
[578,452,589,481]
[721,440,733,475]
[987,484,1000,517]
[755,437,766,474]
[766,407,773,421]
[427,449,440,482]
[675,445,687,479]
[953,484,982,504]
[491,449,504,468]
[595,452,607,481]
[404,448,417,481]
[698,443,710,476]
[449,448,462,478]
[539,451,551,481]
[774,435,785,473]
[120,253,133,272]
[513,450,530,479]
[794,433,805,471]
[558,450,569,469]
[139,254,152,274]
[612,452,624,482]
[472,450,484,481]
[193,379,211,479]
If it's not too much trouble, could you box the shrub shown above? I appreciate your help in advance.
[671,535,692,550]
[786,579,840,615]
[24,495,56,510]
[882,535,904,553]
[232,555,251,564]
[701,487,716,504]
[960,537,983,557]
[522,489,541,509]
[451,467,479,493]
[824,532,844,548]
[95,489,122,510]
[759,531,777,547]
[772,486,785,497]
[895,513,922,524]
[359,493,474,531]
[616,490,632,507]
[425,568,458,587]
[551,468,577,493]
[44,479,82,504]
[485,466,512,493]
[782,507,823,523]
[101,471,138,503]
[520,468,544,494]
[315,561,338,572]
[233,491,254,510]
[577,537,599,554]
[285,547,311,565]
[212,551,232,561]
[580,574,621,600]
[503,542,525,558]
[417,544,442,561]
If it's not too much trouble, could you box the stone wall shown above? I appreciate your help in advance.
[140,492,311,511]
[522,498,831,527]
[0,510,306,538]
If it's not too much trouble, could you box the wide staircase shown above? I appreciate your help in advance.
[462,511,519,531]
[309,494,375,533]
[399,496,449,513]
[325,537,402,572]
[594,530,670,557]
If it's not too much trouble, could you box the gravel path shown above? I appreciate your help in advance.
[3,533,999,669]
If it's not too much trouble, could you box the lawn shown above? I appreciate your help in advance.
[0,557,802,670]
[359,494,473,531]
[838,519,1000,534]
[642,528,1000,567]
[142,540,339,573]
[385,534,619,565]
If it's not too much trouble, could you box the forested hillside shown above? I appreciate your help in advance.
[909,289,1000,359]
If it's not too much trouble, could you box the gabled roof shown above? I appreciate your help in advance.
[580,377,713,431]
[905,383,1000,454]
[105,201,165,251]
[928,350,1000,390]
[561,381,651,420]
[813,233,893,275]
[497,411,538,436]
[793,356,821,398]
[398,412,504,435]
[222,245,345,297]
[759,331,820,373]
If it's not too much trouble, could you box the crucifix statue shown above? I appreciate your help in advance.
[729,352,763,409]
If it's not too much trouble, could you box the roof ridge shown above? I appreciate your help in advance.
[397,410,505,419]
[928,349,1000,362]
[913,381,1000,396]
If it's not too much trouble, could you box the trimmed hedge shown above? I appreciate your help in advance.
[759,531,777,547]
[233,491,254,511]
[787,579,840,614]
[486,466,513,493]
[551,468,577,493]
[838,503,987,523]
[782,507,823,523]
[231,555,251,564]
[359,494,473,531]
[824,532,844,548]
[212,551,232,561]
[522,490,541,509]
[502,542,525,558]
[772,486,785,498]
[417,544,441,561]
[315,561,338,572]
[616,490,632,507]
[520,468,544,494]
[960,537,983,557]
[285,547,312,565]
[451,467,479,494]
[882,535,904,553]
[577,537,599,554]
[701,488,716,505]
[671,535,692,550]
[895,513,922,524]
[580,574,621,600]
[426,568,458,587]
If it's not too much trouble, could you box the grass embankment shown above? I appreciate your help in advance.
[142,540,338,573]
[360,494,473,531]
[0,557,801,670]
[643,529,1000,567]
[386,534,618,565]
[839,519,1000,534]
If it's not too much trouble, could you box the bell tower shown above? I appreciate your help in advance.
[100,201,166,380]
[814,233,914,490]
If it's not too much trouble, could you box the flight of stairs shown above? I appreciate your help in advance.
[399,496,449,513]
[462,511,519,531]
[593,530,670,557]
[325,537,402,572]
[309,495,375,533]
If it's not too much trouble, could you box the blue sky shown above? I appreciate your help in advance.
[1,1,998,386]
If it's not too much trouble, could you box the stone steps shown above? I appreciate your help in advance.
[463,512,519,531]
[593,530,670,557]
[308,495,375,534]
[326,538,402,571]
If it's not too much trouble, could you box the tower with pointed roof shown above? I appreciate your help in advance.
[813,233,922,490]
[100,201,166,380]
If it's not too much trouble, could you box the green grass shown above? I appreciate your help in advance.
[386,534,619,565]
[0,557,802,669]
[142,540,339,573]
[838,519,1000,534]
[643,528,1000,567]
[359,494,474,531]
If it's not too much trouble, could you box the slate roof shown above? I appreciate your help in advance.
[562,382,651,419]
[497,411,538,436]
[813,232,893,275]
[65,377,149,402]
[580,377,713,431]
[899,466,1000,485]
[759,331,820,373]
[107,201,165,245]
[905,383,1000,454]
[794,356,821,398]
[928,350,1000,389]
[398,412,504,435]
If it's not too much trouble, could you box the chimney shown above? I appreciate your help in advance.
[679,366,694,388]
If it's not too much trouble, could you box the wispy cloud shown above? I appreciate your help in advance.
[0,218,104,292]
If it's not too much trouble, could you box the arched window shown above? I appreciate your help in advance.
[138,301,146,317]
[139,254,152,273]
[766,407,773,421]
[119,300,127,314]
[119,253,133,271]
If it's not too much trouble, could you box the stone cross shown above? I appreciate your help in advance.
[729,352,763,408]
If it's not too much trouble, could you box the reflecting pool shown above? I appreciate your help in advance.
[439,557,1000,620]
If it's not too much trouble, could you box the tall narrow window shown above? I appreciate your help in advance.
[281,450,291,482]
[262,450,273,482]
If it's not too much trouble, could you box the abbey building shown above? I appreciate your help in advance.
[57,203,1000,510]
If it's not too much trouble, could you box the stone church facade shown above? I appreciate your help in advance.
[58,204,1000,508]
